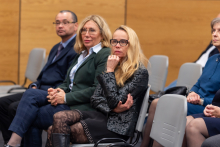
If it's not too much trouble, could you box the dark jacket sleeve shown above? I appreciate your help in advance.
[91,67,149,111]
[91,84,111,115]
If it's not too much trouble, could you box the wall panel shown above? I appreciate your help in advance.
[0,0,19,85]
[127,0,220,87]
[20,0,125,86]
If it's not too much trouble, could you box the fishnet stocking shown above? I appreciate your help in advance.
[45,110,89,147]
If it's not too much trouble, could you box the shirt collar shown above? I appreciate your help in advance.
[81,42,102,55]
[60,34,76,48]
[91,42,102,54]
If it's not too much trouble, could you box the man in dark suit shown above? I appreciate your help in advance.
[0,10,78,146]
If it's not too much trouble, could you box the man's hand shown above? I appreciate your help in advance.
[187,92,200,104]
[31,86,37,89]
[112,94,133,113]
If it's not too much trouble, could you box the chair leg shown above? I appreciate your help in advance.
[52,133,70,147]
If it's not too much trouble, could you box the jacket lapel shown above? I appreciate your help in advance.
[52,37,75,64]
[75,52,96,73]
[40,44,59,72]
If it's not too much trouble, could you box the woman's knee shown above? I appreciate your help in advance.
[186,115,194,126]
[186,118,202,135]
[149,98,159,113]
[53,111,66,121]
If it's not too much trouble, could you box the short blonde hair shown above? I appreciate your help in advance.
[74,15,112,53]
[113,25,148,87]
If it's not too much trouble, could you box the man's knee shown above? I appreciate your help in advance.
[8,101,19,119]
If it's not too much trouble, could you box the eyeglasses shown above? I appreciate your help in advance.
[53,21,76,26]
[81,28,98,35]
[110,39,129,46]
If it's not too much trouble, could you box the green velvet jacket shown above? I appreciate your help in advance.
[58,47,111,110]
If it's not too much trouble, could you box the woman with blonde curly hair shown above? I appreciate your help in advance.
[47,25,149,147]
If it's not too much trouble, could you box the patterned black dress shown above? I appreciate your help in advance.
[78,66,149,143]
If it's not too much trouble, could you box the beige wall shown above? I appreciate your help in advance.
[20,0,125,86]
[1,0,220,87]
[0,0,19,85]
[127,0,220,85]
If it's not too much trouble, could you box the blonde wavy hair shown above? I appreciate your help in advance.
[74,15,112,53]
[113,25,148,87]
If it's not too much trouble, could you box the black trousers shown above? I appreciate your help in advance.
[0,93,23,143]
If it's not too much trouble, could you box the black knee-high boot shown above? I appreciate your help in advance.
[52,133,70,147]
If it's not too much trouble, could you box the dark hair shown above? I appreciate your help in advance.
[59,10,78,22]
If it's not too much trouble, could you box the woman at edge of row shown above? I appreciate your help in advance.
[140,17,220,147]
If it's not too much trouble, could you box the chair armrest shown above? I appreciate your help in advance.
[94,138,127,147]
[0,80,16,85]
[7,87,27,93]
[109,142,134,147]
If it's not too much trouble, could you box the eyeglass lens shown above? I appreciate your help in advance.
[81,28,97,35]
[110,39,128,46]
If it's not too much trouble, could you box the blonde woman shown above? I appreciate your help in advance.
[46,25,149,147]
[6,15,111,147]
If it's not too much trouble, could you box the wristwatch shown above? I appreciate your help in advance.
[200,98,204,105]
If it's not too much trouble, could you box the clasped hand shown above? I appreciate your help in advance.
[204,104,220,118]
[47,88,65,106]
[187,92,201,104]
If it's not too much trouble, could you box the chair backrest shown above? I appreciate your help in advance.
[150,94,187,147]
[176,63,202,90]
[147,55,168,93]
[25,48,46,82]
[136,84,151,132]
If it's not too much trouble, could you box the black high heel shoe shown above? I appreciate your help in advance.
[52,133,70,147]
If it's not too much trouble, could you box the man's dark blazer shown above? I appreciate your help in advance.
[0,37,77,143]
[33,37,77,90]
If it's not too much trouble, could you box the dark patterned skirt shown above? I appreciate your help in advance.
[192,113,220,137]
[76,110,129,143]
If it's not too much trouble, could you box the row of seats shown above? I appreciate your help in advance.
[0,53,203,147]
[148,55,202,94]
[0,48,47,96]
